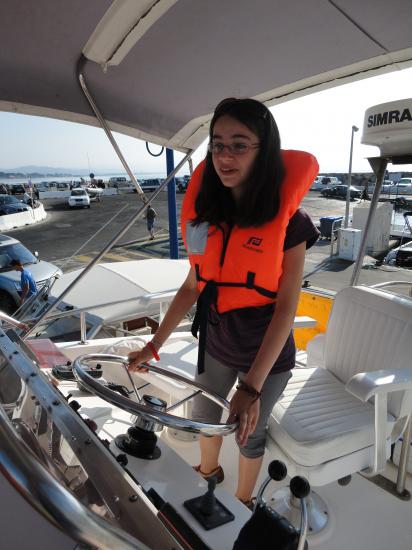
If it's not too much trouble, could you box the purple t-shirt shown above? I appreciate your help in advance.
[205,208,319,374]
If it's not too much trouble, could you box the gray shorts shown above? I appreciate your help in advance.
[192,352,291,459]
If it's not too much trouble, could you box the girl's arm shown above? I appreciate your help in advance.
[128,267,200,369]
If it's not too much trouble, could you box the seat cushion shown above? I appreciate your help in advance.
[268,367,395,467]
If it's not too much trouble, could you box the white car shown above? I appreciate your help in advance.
[388,179,412,195]
[311,176,342,191]
[68,188,91,208]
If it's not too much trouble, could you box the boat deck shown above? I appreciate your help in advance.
[50,344,412,550]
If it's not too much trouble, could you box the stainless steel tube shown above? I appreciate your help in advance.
[297,498,308,550]
[166,390,201,413]
[79,311,87,344]
[350,157,388,286]
[396,416,412,495]
[77,55,144,197]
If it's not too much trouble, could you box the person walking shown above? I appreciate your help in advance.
[145,204,157,239]
[10,259,37,305]
[361,186,369,201]
[128,98,319,508]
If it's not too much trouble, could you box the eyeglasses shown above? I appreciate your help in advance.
[208,142,260,155]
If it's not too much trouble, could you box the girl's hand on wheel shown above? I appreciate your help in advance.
[128,346,153,373]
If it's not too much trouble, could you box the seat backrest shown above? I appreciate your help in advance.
[324,286,412,418]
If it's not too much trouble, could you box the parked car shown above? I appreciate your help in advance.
[0,194,31,215]
[9,184,26,195]
[0,234,62,313]
[140,178,161,192]
[176,175,190,192]
[391,178,412,195]
[36,182,50,192]
[68,188,91,208]
[311,176,342,190]
[108,176,128,188]
[377,180,395,193]
[56,182,69,190]
[320,185,361,200]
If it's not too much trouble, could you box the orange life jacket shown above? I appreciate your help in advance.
[181,150,319,314]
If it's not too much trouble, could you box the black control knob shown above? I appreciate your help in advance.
[116,453,128,467]
[69,400,81,412]
[268,460,288,481]
[290,476,310,499]
[83,418,98,432]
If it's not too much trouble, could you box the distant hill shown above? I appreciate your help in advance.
[0,166,132,177]
[2,165,75,175]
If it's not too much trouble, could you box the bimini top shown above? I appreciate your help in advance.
[1,0,412,152]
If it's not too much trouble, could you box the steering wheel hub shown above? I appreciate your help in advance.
[133,394,167,433]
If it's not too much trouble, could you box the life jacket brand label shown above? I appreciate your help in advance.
[243,236,263,253]
[247,236,262,246]
[367,108,412,127]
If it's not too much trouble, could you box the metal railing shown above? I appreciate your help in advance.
[369,281,412,299]
[24,290,178,343]
[0,327,180,548]
[0,406,147,550]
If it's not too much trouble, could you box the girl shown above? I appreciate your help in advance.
[129,98,319,508]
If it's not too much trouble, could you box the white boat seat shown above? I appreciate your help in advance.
[266,286,412,487]
[268,367,395,467]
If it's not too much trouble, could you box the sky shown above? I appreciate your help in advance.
[1,66,411,176]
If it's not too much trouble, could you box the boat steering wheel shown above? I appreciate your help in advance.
[73,353,238,437]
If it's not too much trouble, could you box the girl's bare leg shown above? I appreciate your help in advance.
[236,453,263,502]
[199,435,223,472]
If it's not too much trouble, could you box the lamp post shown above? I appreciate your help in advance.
[344,125,359,228]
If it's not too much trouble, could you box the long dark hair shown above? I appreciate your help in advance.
[194,98,285,227]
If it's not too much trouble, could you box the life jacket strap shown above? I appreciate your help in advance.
[191,280,217,374]
[194,265,278,298]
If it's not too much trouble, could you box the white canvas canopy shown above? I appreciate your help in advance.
[1,0,412,152]
[50,258,189,324]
